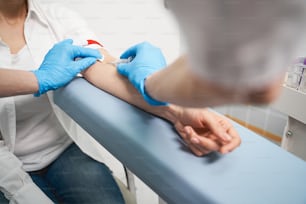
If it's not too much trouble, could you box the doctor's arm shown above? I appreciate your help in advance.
[145,55,283,107]
[117,42,284,108]
[82,48,241,155]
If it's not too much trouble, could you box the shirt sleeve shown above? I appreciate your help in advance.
[166,0,306,90]
[0,146,53,204]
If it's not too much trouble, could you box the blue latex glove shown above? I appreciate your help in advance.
[117,42,168,106]
[33,39,102,96]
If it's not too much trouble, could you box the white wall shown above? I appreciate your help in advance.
[214,105,288,141]
[41,0,181,63]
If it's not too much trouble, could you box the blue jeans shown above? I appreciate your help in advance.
[0,143,125,204]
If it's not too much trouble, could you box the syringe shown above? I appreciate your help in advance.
[107,56,133,66]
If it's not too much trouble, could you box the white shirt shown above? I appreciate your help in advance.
[166,0,306,91]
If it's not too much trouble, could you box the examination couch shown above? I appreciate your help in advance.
[54,78,306,204]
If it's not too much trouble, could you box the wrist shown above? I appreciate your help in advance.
[160,104,183,124]
[28,71,40,95]
[31,70,50,97]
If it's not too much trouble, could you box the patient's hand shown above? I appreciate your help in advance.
[173,108,241,156]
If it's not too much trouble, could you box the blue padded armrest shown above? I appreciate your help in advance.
[54,78,306,204]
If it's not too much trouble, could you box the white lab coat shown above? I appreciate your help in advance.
[166,0,306,91]
[0,0,107,203]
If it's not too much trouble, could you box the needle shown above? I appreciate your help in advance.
[107,56,133,66]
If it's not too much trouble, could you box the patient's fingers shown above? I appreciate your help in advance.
[175,123,216,156]
[188,144,211,157]
[202,111,232,142]
[185,126,221,152]
[218,117,232,131]
[219,126,241,154]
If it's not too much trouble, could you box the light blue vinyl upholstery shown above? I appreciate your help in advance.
[54,78,306,204]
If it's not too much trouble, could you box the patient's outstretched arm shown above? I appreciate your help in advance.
[82,48,241,155]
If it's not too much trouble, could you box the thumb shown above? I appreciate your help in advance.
[72,57,97,72]
[117,63,132,77]
[120,44,138,59]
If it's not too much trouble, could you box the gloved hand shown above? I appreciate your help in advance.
[32,39,102,96]
[117,41,168,106]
